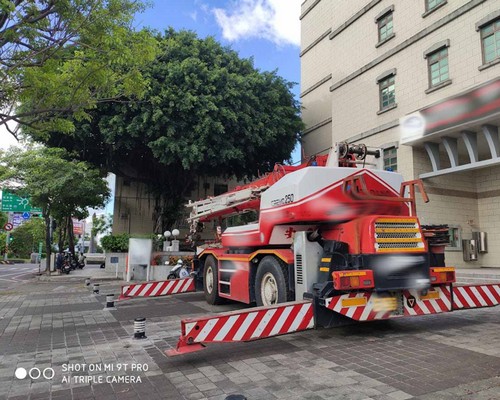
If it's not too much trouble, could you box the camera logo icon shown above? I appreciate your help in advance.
[15,367,55,380]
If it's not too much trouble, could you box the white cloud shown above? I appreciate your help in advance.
[212,0,301,46]
[189,10,198,22]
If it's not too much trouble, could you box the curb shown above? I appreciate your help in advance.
[0,261,15,265]
[37,275,122,283]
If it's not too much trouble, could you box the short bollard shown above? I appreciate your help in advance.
[134,317,147,339]
[225,395,247,400]
[103,294,116,310]
[92,283,100,295]
[85,278,91,287]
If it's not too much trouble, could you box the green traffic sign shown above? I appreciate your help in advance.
[0,191,43,213]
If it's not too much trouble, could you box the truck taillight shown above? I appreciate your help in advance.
[430,267,455,284]
[332,270,375,290]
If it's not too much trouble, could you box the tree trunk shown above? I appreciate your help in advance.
[44,214,51,272]
[89,213,97,253]
[67,216,75,255]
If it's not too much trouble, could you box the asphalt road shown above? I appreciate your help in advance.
[0,263,41,290]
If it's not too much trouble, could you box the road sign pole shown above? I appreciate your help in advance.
[3,212,12,261]
[4,232,9,261]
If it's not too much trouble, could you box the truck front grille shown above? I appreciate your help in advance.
[374,218,425,253]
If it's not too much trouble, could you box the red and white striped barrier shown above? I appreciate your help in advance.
[451,284,500,310]
[402,287,451,316]
[166,301,313,356]
[325,287,452,321]
[119,278,195,300]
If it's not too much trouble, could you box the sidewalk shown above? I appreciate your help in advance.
[39,264,500,284]
[1,266,499,399]
[38,264,121,283]
[454,267,500,284]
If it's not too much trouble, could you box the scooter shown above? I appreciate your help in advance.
[166,259,191,280]
[62,260,71,274]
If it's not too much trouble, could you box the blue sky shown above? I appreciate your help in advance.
[135,0,302,97]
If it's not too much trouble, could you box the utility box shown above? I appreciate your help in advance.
[472,231,487,253]
[462,239,478,261]
[293,232,322,299]
[127,238,152,282]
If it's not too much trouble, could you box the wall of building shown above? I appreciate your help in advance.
[330,0,500,147]
[113,176,156,235]
[476,165,500,267]
[301,0,500,268]
[112,175,239,236]
[300,0,334,157]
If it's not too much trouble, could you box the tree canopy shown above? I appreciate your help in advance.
[0,0,157,137]
[0,146,110,268]
[6,217,45,259]
[29,29,304,230]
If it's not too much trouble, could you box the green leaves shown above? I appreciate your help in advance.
[0,146,110,219]
[26,29,303,229]
[1,0,158,135]
[101,233,130,252]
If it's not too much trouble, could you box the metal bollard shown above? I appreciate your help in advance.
[133,317,147,339]
[103,294,116,310]
[225,396,247,400]
[85,278,91,287]
[92,283,100,295]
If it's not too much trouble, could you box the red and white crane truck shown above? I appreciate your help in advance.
[165,143,500,356]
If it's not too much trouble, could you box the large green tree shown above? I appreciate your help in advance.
[7,217,45,259]
[0,0,157,137]
[0,147,110,270]
[31,29,303,230]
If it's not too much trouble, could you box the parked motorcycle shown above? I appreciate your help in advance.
[61,252,84,271]
[167,259,191,280]
[62,260,72,274]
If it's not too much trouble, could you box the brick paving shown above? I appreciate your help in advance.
[0,269,499,399]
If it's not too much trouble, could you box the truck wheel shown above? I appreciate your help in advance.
[204,255,223,305]
[255,256,290,307]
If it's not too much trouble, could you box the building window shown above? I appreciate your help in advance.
[379,74,396,111]
[383,147,397,171]
[480,18,500,64]
[428,47,449,87]
[426,0,445,12]
[378,12,393,43]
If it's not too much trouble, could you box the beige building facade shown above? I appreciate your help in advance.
[301,0,500,268]
[113,176,238,237]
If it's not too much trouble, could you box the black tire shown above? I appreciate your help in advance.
[167,273,176,280]
[255,256,291,307]
[203,255,223,305]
